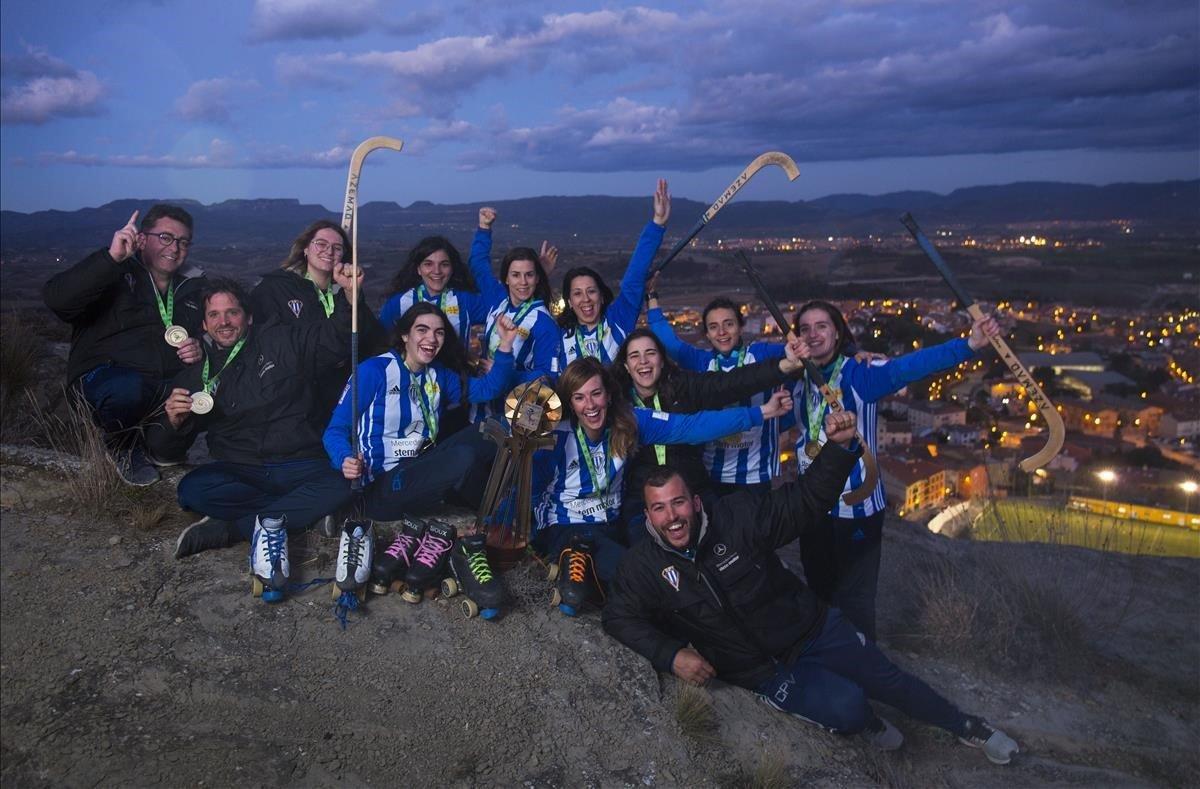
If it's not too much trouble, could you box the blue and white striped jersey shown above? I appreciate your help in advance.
[560,221,663,366]
[649,307,787,485]
[378,285,488,339]
[791,338,975,518]
[467,228,561,423]
[324,349,515,480]
[531,405,764,530]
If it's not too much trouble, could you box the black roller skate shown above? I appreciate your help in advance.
[549,535,604,617]
[370,517,427,595]
[442,533,504,620]
[401,519,457,604]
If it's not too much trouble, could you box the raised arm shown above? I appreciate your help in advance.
[634,403,764,445]
[845,337,976,403]
[647,306,712,372]
[468,207,509,308]
[606,180,670,334]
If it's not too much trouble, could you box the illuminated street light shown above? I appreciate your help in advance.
[1096,469,1117,504]
[1182,480,1199,514]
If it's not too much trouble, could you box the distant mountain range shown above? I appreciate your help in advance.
[2,180,1195,251]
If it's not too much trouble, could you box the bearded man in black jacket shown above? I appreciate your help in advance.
[147,274,365,599]
[602,412,1020,765]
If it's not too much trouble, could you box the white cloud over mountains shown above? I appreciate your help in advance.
[0,46,106,125]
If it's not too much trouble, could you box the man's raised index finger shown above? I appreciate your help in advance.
[127,210,139,228]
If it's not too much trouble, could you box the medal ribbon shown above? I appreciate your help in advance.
[574,425,616,497]
[148,270,174,327]
[305,273,335,318]
[413,369,439,445]
[201,337,247,394]
[574,321,607,361]
[804,355,846,445]
[487,299,538,354]
[709,344,747,372]
[417,284,445,311]
[632,391,666,465]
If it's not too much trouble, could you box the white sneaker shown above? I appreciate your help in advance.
[336,520,375,591]
[249,515,289,599]
[863,715,904,751]
[959,717,1018,765]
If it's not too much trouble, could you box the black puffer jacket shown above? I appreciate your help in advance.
[602,441,860,689]
[145,289,355,466]
[44,249,206,384]
[624,359,797,496]
[249,268,386,418]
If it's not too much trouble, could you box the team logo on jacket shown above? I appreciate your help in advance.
[288,299,303,318]
[124,273,136,293]
[661,566,680,592]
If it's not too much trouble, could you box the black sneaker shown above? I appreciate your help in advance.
[144,448,185,468]
[175,516,238,559]
[958,716,1019,765]
[110,446,160,487]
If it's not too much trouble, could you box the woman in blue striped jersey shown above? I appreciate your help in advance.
[556,179,670,366]
[790,300,1001,641]
[467,207,561,422]
[323,302,519,519]
[648,295,788,496]
[530,356,794,599]
[378,236,487,340]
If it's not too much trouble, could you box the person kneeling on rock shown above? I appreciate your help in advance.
[601,411,1019,765]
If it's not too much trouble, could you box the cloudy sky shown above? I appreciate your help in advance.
[1,0,1196,212]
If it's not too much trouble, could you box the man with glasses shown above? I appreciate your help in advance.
[44,204,206,485]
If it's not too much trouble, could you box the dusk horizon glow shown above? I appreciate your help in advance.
[2,1,1196,214]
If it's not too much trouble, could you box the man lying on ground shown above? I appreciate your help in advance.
[601,412,1019,765]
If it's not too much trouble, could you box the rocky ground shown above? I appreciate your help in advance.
[1,449,1198,788]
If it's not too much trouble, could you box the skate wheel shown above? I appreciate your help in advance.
[389,580,407,594]
[550,588,562,607]
[558,603,578,617]
[369,583,389,596]
[462,598,479,619]
[480,607,500,621]
[401,588,422,604]
[331,584,341,600]
[357,587,367,603]
[441,578,459,598]
[251,576,263,598]
[262,588,284,604]
[547,563,559,582]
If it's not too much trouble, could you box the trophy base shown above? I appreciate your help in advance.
[485,528,528,571]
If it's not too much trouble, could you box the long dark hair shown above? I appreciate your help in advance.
[500,247,552,304]
[387,235,478,297]
[556,266,614,331]
[793,299,856,358]
[612,328,681,400]
[391,303,475,406]
[556,357,639,460]
[279,220,351,275]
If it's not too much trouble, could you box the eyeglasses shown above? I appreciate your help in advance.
[310,239,345,256]
[144,231,192,250]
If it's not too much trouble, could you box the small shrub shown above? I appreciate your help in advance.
[748,748,790,789]
[674,683,719,743]
[0,313,43,438]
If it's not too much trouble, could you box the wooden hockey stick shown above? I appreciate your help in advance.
[341,136,403,489]
[648,151,800,277]
[733,251,880,505]
[900,213,1064,472]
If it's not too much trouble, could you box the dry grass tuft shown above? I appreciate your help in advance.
[748,747,790,789]
[1,314,43,439]
[130,500,174,531]
[674,683,719,744]
[914,560,980,659]
[30,391,124,512]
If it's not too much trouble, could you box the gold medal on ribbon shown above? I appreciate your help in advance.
[164,325,189,348]
[805,441,821,459]
[190,391,214,414]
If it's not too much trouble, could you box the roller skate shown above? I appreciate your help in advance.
[332,519,374,604]
[401,519,456,604]
[370,517,427,595]
[249,515,289,603]
[442,533,504,620]
[548,535,604,616]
